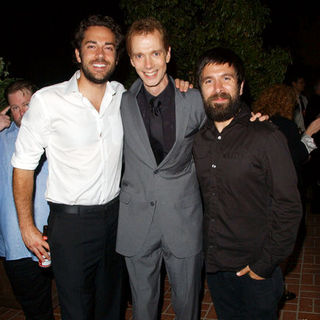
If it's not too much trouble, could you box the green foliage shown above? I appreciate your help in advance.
[0,58,15,110]
[119,0,291,100]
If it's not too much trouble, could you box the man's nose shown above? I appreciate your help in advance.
[214,80,224,93]
[144,55,153,69]
[20,106,29,117]
[96,47,104,58]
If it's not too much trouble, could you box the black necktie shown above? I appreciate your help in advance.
[150,97,161,116]
[149,98,164,165]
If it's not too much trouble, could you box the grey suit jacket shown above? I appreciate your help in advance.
[116,77,206,258]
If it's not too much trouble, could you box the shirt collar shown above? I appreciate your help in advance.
[141,79,174,106]
[64,71,81,94]
[7,121,19,133]
[203,102,251,132]
[64,70,115,97]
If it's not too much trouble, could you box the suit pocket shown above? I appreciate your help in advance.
[185,127,199,138]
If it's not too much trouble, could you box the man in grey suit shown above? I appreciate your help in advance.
[116,18,205,320]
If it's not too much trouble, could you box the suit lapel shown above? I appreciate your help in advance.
[128,80,157,167]
[157,86,190,169]
[128,77,190,169]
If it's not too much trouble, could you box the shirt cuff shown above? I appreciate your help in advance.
[301,133,317,154]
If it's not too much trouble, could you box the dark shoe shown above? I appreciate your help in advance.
[282,290,296,301]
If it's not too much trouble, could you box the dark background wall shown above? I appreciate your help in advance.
[0,1,319,90]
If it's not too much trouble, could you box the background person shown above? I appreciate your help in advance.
[0,106,11,131]
[0,80,54,320]
[253,83,320,210]
[304,77,320,213]
[253,83,320,301]
[284,70,308,134]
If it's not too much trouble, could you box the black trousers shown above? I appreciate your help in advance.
[3,258,54,320]
[206,266,283,320]
[48,198,125,320]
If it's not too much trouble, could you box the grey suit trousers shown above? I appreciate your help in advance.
[125,210,203,320]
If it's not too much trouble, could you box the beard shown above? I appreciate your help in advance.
[204,91,241,122]
[80,59,116,85]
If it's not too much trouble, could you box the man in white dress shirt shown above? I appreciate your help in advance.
[286,71,308,134]
[12,15,126,320]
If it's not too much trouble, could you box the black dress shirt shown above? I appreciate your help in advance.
[193,104,302,278]
[137,81,176,164]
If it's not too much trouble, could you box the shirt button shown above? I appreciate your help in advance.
[212,192,215,196]
[217,135,222,140]
[211,164,217,168]
[150,201,155,206]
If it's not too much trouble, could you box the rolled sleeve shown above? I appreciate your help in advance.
[11,93,49,170]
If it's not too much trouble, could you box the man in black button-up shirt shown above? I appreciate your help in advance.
[193,48,302,319]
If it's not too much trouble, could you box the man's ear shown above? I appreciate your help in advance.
[130,56,135,68]
[75,49,81,64]
[239,81,244,96]
[166,46,171,64]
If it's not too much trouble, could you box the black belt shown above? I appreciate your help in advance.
[48,196,119,214]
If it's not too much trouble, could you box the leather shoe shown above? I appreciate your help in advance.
[282,290,296,301]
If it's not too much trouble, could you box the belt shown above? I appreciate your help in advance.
[48,196,119,214]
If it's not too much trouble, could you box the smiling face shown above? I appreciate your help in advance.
[129,30,171,96]
[75,26,117,84]
[200,63,244,122]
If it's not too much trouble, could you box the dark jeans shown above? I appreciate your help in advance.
[206,266,283,320]
[48,198,126,320]
[4,258,54,320]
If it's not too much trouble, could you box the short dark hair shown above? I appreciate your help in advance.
[72,14,123,54]
[197,47,245,87]
[126,17,170,56]
[5,80,37,104]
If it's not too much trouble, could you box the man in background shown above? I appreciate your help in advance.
[285,71,308,134]
[0,80,54,320]
[0,106,11,131]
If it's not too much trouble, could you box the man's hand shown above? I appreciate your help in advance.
[175,78,193,92]
[305,117,320,136]
[0,106,11,131]
[236,265,265,280]
[13,168,50,263]
[21,224,51,262]
[250,112,269,122]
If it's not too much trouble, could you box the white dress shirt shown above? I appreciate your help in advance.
[294,94,308,133]
[12,71,125,205]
